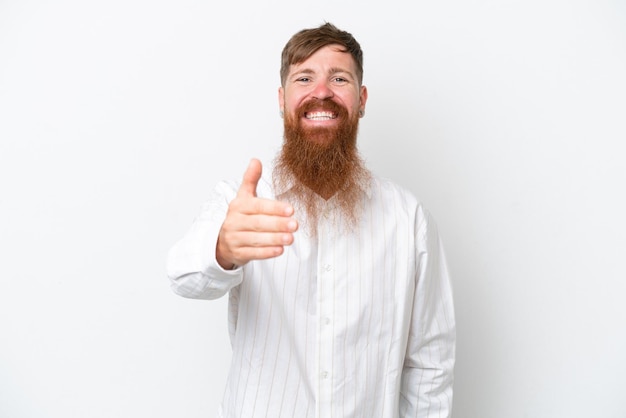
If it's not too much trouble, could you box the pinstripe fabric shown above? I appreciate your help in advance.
[167,170,456,418]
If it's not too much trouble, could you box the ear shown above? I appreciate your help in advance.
[359,85,368,114]
[278,86,285,112]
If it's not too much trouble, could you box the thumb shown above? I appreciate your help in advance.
[237,158,262,198]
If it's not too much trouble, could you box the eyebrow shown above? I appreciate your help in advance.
[291,67,355,79]
[328,67,353,77]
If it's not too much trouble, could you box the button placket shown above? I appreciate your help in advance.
[316,210,335,416]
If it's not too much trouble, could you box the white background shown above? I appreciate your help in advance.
[1,0,625,417]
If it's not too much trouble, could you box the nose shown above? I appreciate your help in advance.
[311,81,334,100]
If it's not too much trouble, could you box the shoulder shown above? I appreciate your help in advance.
[368,176,433,224]
[370,176,420,207]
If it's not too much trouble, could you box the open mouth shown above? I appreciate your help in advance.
[305,111,337,121]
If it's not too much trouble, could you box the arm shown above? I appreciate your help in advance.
[400,208,456,417]
[166,180,243,300]
[166,159,298,300]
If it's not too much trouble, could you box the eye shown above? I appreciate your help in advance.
[296,77,311,83]
[332,77,348,84]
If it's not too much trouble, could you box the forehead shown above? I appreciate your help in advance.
[288,44,357,75]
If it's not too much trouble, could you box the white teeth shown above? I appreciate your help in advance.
[306,111,335,120]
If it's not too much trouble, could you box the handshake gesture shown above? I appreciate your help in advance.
[216,159,299,269]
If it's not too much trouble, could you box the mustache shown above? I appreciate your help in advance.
[297,99,348,117]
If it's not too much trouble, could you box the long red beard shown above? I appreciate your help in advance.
[273,99,370,234]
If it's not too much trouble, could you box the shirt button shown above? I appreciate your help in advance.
[324,264,332,272]
[321,371,329,379]
[323,317,331,325]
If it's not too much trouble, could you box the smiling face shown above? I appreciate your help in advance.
[278,44,368,145]
[273,25,371,231]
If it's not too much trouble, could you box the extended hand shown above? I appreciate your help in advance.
[216,158,298,269]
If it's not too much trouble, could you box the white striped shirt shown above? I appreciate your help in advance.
[167,170,456,418]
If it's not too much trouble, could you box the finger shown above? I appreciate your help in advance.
[220,230,295,266]
[237,158,262,198]
[230,230,295,249]
[233,245,287,264]
[243,213,298,233]
[217,232,291,268]
[224,211,298,235]
[232,197,295,218]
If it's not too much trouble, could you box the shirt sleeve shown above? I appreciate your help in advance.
[166,180,244,300]
[400,206,456,417]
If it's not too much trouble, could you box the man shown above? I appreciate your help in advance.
[167,22,456,418]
